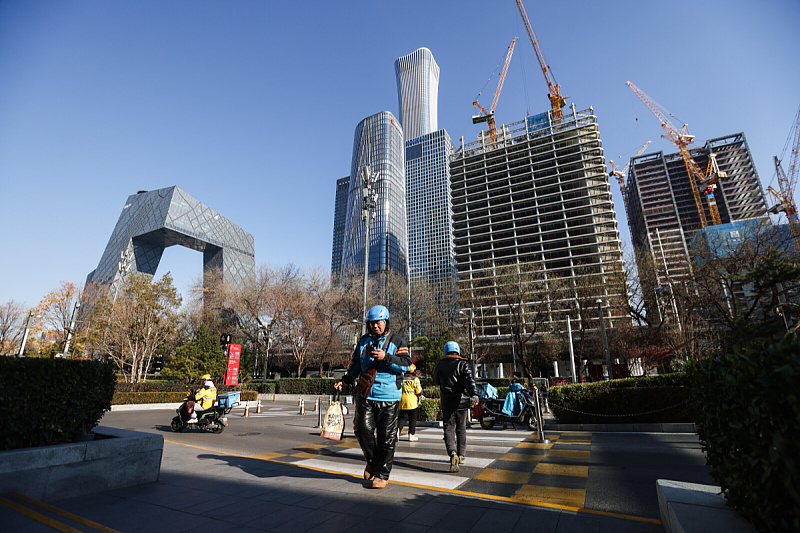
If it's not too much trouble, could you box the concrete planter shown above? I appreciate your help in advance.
[0,426,163,502]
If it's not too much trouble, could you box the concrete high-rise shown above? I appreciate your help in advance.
[395,47,439,142]
[451,107,627,344]
[340,111,408,283]
[626,132,769,320]
[331,176,349,279]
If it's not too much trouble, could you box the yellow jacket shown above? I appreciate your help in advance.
[194,385,217,410]
[399,377,422,410]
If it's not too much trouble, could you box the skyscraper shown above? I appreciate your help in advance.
[340,111,408,283]
[451,107,627,341]
[626,132,769,320]
[395,47,439,142]
[405,129,457,307]
[331,176,349,279]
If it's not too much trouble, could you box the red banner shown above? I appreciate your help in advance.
[224,344,241,386]
[551,377,587,387]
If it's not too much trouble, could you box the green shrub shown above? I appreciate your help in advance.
[547,373,691,424]
[274,378,338,395]
[112,390,257,405]
[418,399,441,422]
[0,358,116,450]
[686,336,800,531]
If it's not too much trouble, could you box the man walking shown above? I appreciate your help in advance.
[335,305,410,488]
[434,341,479,473]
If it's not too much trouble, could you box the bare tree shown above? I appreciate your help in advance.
[0,300,26,356]
[87,272,182,382]
[35,281,83,351]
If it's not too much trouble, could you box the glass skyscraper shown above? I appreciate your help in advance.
[405,129,457,303]
[394,47,439,142]
[331,176,349,279]
[341,111,408,282]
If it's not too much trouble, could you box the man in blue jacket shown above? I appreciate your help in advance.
[335,305,410,488]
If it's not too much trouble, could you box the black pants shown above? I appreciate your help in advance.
[355,398,399,481]
[398,408,418,435]
[442,408,469,457]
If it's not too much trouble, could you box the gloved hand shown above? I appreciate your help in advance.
[419,395,425,401]
[470,395,480,405]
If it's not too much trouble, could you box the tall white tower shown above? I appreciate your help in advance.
[394,47,439,142]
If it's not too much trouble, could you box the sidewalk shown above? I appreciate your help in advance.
[1,438,663,533]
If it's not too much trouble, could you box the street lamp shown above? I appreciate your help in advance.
[459,309,477,377]
[61,301,81,357]
[262,322,273,386]
[17,310,41,357]
[360,165,379,334]
[596,299,611,380]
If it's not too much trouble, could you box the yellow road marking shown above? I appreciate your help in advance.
[499,452,544,463]
[516,442,554,449]
[514,485,587,507]
[546,449,591,459]
[164,439,660,525]
[560,432,591,437]
[533,463,589,477]
[475,468,532,484]
[294,443,329,450]
[250,452,286,460]
[8,492,121,533]
[556,441,591,446]
[334,441,361,448]
[290,451,321,459]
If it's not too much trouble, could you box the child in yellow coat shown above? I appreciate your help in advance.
[398,364,423,441]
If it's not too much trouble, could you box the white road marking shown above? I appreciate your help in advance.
[293,458,466,490]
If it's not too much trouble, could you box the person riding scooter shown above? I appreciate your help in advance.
[182,374,217,423]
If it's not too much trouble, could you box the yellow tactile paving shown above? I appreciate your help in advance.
[475,468,532,484]
[513,484,587,507]
[533,463,589,477]
[561,432,591,437]
[249,452,287,460]
[556,440,591,446]
[499,452,544,463]
[546,449,591,459]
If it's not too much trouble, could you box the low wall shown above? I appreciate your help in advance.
[0,426,163,502]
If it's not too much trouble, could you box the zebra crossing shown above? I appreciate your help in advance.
[246,416,594,508]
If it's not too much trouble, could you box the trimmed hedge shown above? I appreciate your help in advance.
[547,373,691,424]
[1,358,116,451]
[418,399,441,422]
[112,390,257,405]
[686,336,800,532]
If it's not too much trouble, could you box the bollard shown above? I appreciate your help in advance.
[256,399,262,414]
[298,396,302,406]
[272,393,276,402]
[314,398,319,412]
[315,401,322,428]
[299,398,306,415]
[544,397,550,414]
[530,387,551,444]
[243,402,250,417]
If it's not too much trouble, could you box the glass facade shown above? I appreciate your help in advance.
[330,176,349,279]
[85,186,255,303]
[406,129,456,303]
[341,111,408,281]
[395,47,439,142]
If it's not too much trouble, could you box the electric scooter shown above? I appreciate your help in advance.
[170,391,240,433]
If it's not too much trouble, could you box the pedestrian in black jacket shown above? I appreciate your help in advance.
[433,341,479,472]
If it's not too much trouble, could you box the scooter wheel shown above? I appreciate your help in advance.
[211,423,224,434]
[526,412,538,431]
[170,416,184,432]
[479,417,495,430]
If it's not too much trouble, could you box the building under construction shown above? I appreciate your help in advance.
[626,132,769,321]
[450,106,628,352]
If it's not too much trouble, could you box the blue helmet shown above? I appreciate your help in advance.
[365,305,390,322]
[444,341,461,356]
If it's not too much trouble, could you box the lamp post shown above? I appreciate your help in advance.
[360,165,379,334]
[596,299,611,380]
[566,315,577,384]
[17,310,41,357]
[262,322,273,385]
[459,309,477,377]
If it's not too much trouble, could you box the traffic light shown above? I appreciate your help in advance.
[220,334,232,345]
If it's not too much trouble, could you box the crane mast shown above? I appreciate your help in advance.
[626,81,722,227]
[768,107,800,255]
[515,0,566,120]
[473,38,517,145]
[610,140,651,224]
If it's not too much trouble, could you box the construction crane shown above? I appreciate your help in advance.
[473,38,517,144]
[626,80,722,228]
[768,106,800,252]
[515,0,567,120]
[609,140,651,223]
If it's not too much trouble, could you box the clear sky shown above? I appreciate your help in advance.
[1,0,798,309]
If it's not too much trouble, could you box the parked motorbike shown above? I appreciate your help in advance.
[170,391,240,434]
[473,385,539,431]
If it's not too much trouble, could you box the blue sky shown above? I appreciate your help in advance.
[1,0,798,308]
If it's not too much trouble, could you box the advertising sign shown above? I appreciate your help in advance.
[223,344,241,386]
